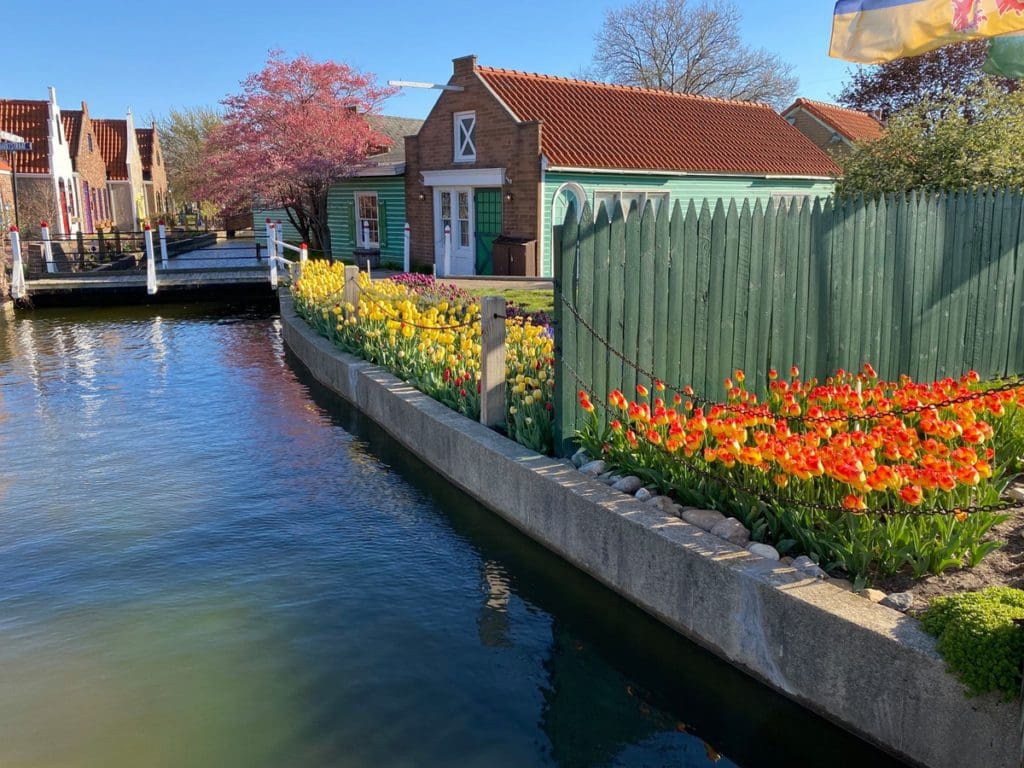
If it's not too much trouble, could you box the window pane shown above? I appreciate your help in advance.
[458,192,469,220]
[441,192,451,219]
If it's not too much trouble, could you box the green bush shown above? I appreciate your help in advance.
[921,587,1024,700]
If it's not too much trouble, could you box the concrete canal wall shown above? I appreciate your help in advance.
[279,290,1023,768]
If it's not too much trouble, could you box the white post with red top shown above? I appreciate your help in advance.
[403,222,410,273]
[40,221,55,274]
[9,226,26,299]
[158,221,168,268]
[443,224,452,277]
[144,225,157,295]
[262,219,272,261]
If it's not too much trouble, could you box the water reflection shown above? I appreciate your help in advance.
[0,305,908,768]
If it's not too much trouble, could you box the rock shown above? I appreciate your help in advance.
[571,448,591,468]
[579,460,607,477]
[709,517,751,547]
[1006,483,1024,502]
[747,542,780,561]
[612,476,643,494]
[603,475,622,486]
[779,556,794,566]
[682,508,727,532]
[648,496,679,515]
[861,588,887,603]
[881,592,915,612]
[634,487,654,502]
[828,577,854,592]
[792,556,829,580]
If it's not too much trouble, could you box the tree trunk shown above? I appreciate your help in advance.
[307,185,332,262]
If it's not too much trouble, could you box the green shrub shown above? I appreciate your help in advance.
[921,587,1024,700]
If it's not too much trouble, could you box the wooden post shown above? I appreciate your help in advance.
[144,225,157,295]
[40,221,54,273]
[9,226,26,299]
[343,264,360,316]
[403,222,410,273]
[480,296,507,428]
[158,221,168,267]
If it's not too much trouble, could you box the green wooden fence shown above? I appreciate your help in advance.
[553,190,1024,454]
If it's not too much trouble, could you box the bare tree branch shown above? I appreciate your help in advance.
[591,0,797,108]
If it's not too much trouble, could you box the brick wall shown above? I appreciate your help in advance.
[0,171,13,229]
[404,55,542,269]
[149,127,169,212]
[787,110,851,165]
[73,105,109,231]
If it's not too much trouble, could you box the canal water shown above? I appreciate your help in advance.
[0,304,906,768]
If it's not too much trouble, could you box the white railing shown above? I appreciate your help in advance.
[265,220,308,289]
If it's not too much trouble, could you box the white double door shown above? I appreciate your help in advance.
[434,187,475,276]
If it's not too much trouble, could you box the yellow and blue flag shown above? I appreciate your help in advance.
[831,0,1024,63]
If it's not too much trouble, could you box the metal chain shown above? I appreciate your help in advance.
[559,292,1024,423]
[562,356,1021,517]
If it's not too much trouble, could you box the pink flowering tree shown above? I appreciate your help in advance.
[199,52,394,258]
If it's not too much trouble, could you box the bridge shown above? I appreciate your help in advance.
[7,223,302,306]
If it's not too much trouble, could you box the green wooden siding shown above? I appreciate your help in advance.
[541,170,835,277]
[553,190,1024,453]
[251,208,302,246]
[327,176,407,266]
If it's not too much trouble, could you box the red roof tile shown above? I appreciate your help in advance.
[135,127,154,175]
[62,109,83,156]
[0,99,52,174]
[93,118,129,180]
[476,67,842,178]
[783,99,884,144]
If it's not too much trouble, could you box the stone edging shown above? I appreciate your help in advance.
[279,290,1022,768]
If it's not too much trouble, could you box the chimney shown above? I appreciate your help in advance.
[452,55,477,78]
[48,86,57,104]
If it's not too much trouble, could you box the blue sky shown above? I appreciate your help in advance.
[2,1,857,122]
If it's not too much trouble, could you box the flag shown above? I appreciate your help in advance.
[984,31,1024,76]
[830,0,1024,64]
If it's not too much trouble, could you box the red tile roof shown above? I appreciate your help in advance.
[0,99,52,174]
[783,99,884,144]
[476,67,842,178]
[93,118,129,180]
[62,110,83,156]
[135,128,154,175]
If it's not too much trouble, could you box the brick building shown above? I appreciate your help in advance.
[406,56,841,277]
[93,111,146,231]
[0,88,79,237]
[135,122,169,219]
[0,159,13,231]
[781,99,884,163]
[61,101,110,232]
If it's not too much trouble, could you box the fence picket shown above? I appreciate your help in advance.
[666,202,686,390]
[679,202,700,390]
[576,202,596,424]
[607,203,628,403]
[592,203,611,409]
[638,201,657,392]
[653,199,671,385]
[693,202,713,396]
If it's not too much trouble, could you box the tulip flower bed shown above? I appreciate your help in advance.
[576,366,1024,587]
[292,262,556,453]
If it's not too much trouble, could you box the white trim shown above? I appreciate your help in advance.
[538,167,546,277]
[421,167,505,187]
[546,165,836,181]
[474,71,521,123]
[357,163,405,177]
[453,110,477,163]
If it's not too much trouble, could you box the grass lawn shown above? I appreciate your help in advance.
[467,288,554,314]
